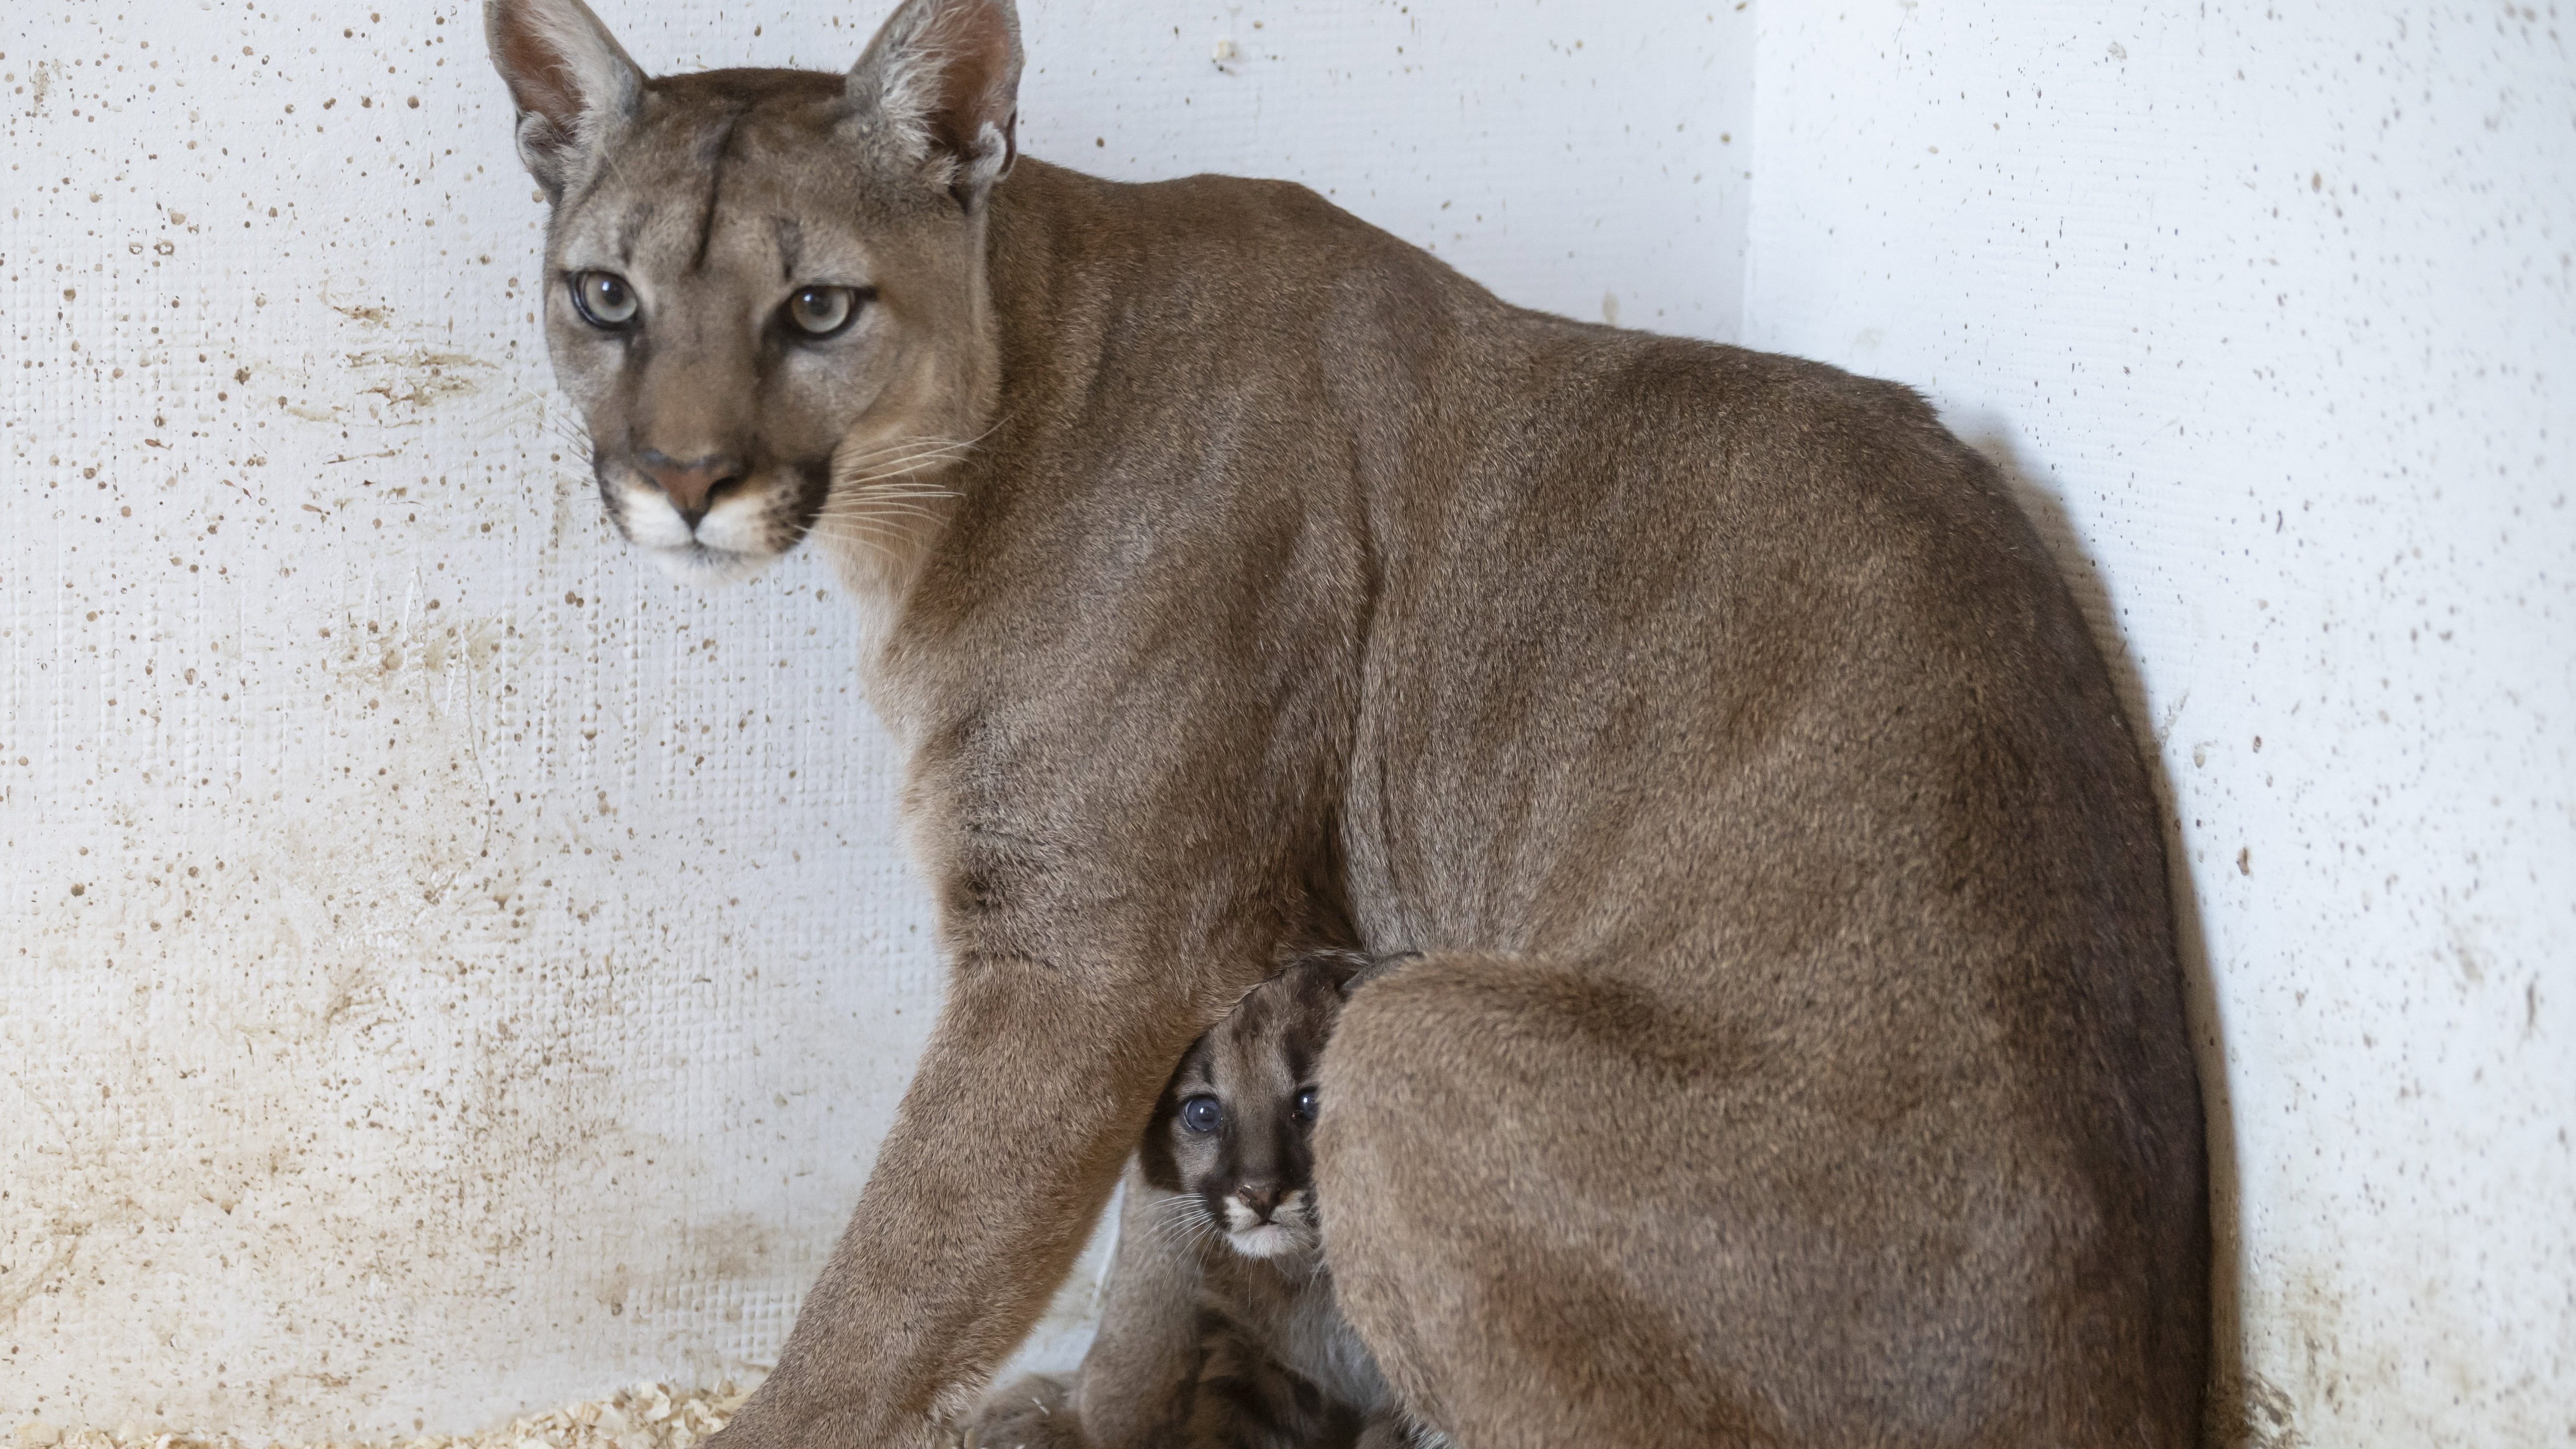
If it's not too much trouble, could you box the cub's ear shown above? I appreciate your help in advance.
[1313,949,1416,999]
[848,0,1023,209]
[484,0,644,202]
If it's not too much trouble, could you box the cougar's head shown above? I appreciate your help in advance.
[485,0,1020,584]
[1139,953,1378,1267]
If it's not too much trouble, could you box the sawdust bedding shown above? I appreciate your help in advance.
[12,1379,760,1449]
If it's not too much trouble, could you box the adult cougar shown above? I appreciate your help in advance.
[484,0,2210,1445]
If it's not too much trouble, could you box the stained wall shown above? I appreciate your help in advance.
[0,1,1753,1436]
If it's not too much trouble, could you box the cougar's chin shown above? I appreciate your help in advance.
[1226,1223,1292,1258]
[1229,1222,1323,1263]
[1224,1206,1321,1261]
[602,468,821,585]
[642,539,783,585]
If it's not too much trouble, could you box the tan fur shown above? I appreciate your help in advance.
[485,0,2210,1445]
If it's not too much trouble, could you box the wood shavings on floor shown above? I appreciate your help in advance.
[11,1380,761,1449]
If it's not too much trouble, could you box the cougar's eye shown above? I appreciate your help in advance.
[1180,1095,1224,1134]
[1294,1087,1319,1124]
[785,284,863,338]
[570,270,638,329]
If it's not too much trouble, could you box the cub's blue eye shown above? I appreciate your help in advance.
[1180,1095,1224,1134]
[1294,1087,1319,1123]
[570,270,638,328]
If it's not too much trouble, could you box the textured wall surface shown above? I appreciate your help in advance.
[0,0,1752,1437]
[1743,3,2574,1444]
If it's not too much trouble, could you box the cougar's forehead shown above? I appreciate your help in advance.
[1207,979,1332,1094]
[549,72,916,289]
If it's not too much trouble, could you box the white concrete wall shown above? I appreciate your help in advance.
[0,1,1752,1438]
[1742,3,2574,1444]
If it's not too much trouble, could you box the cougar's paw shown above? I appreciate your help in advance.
[696,1383,873,1449]
[965,1374,1077,1449]
[695,1396,800,1449]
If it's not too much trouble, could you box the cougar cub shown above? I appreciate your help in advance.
[974,953,1415,1449]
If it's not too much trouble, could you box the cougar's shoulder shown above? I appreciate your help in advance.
[979,159,1509,394]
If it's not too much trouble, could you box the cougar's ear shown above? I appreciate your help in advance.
[1318,950,1413,999]
[485,0,644,202]
[848,0,1023,209]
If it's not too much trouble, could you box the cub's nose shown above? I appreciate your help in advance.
[637,449,742,527]
[1234,1183,1285,1219]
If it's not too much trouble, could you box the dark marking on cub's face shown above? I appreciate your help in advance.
[1140,952,1377,1262]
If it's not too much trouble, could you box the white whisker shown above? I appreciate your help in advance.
[819,501,950,525]
[835,431,964,461]
[830,497,954,516]
[845,438,975,461]
[811,513,905,533]
[828,417,1004,484]
[1145,1195,1224,1256]
[839,446,965,469]
[831,439,977,473]
[836,475,963,494]
[811,538,899,563]
[834,466,967,494]
[832,483,959,507]
[807,515,911,541]
[812,515,930,542]
[828,504,950,521]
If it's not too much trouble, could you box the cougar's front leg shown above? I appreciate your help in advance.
[704,702,1330,1449]
[967,1164,1212,1449]
[1063,1168,1211,1446]
[717,930,1209,1449]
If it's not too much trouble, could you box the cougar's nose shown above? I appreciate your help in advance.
[637,449,742,527]
[1235,1183,1284,1219]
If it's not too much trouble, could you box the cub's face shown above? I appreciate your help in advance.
[1142,956,1365,1264]
[487,0,1021,585]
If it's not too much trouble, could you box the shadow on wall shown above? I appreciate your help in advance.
[1955,423,2296,1449]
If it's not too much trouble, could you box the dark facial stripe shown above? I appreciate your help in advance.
[689,114,742,273]
[613,204,648,266]
[773,217,803,284]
